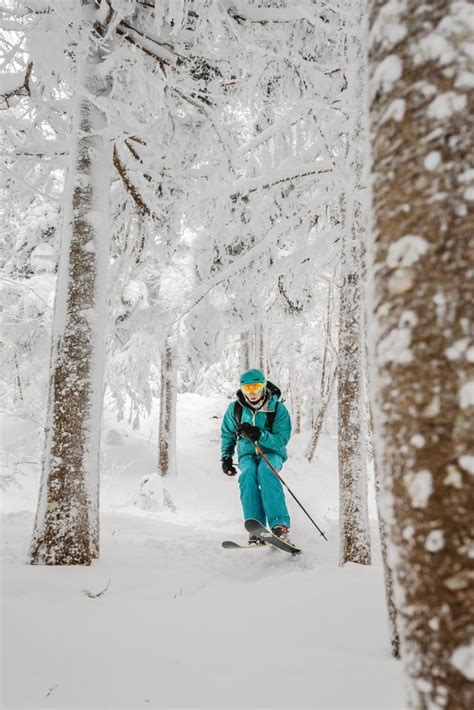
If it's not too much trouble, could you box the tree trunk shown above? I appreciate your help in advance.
[254,321,267,375]
[368,1,473,706]
[290,376,301,434]
[374,466,401,660]
[240,330,251,372]
[14,353,23,402]
[306,366,337,462]
[365,309,401,659]
[338,1,371,567]
[307,280,337,461]
[158,334,178,477]
[30,12,112,565]
[338,269,371,567]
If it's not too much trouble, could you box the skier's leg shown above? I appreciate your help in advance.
[238,454,266,526]
[257,454,290,529]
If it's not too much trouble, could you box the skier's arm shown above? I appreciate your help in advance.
[221,402,238,459]
[258,404,291,453]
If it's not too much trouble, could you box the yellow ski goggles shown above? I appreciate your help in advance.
[241,382,265,395]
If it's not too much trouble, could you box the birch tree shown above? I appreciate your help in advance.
[368,1,474,706]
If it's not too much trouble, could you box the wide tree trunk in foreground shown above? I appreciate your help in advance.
[369,1,473,706]
[30,10,112,565]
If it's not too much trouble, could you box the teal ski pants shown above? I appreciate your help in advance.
[238,453,290,529]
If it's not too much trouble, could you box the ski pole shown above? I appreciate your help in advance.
[241,432,328,542]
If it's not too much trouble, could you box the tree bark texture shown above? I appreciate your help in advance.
[307,281,336,461]
[368,1,473,706]
[240,330,251,373]
[307,366,337,463]
[290,376,302,434]
[375,463,401,660]
[158,334,178,477]
[338,1,372,567]
[30,12,112,565]
[254,321,267,375]
[366,333,401,659]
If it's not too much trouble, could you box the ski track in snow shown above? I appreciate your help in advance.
[0,396,405,709]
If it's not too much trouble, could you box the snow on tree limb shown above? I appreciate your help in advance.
[0,62,32,106]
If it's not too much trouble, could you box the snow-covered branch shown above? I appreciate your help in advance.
[113,144,157,218]
[0,62,32,107]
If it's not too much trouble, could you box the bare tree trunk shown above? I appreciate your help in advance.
[30,11,112,565]
[338,267,371,567]
[338,1,371,567]
[254,321,267,374]
[368,1,473,706]
[240,330,251,372]
[158,333,178,477]
[320,276,335,393]
[14,353,23,402]
[289,375,301,434]
[306,367,337,462]
[306,279,337,461]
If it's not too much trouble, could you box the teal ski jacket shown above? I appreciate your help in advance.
[221,382,292,462]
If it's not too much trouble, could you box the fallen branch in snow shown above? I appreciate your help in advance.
[82,578,111,599]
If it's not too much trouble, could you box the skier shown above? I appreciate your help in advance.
[221,368,292,546]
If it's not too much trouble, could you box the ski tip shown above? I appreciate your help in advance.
[244,518,263,532]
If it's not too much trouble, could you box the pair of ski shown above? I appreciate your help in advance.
[222,519,301,555]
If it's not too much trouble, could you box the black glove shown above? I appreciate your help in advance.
[221,457,237,476]
[237,422,261,443]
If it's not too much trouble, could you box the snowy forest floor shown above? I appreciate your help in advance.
[1,394,405,709]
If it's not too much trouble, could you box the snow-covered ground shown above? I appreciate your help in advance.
[1,394,405,709]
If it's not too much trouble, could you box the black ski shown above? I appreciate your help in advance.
[244,519,301,554]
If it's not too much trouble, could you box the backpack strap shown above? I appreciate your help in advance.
[234,400,279,431]
[234,401,243,426]
[267,401,279,429]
